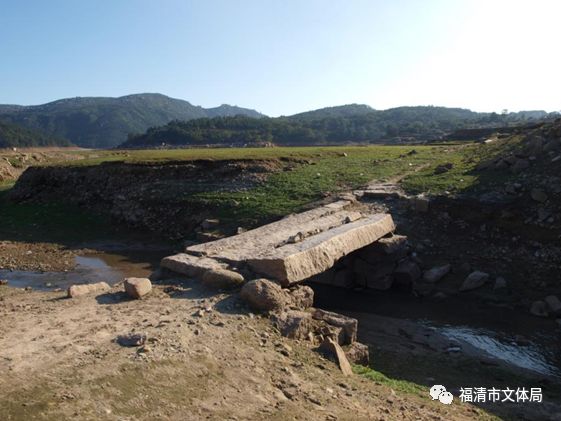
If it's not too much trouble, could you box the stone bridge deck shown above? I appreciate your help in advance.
[161,200,395,286]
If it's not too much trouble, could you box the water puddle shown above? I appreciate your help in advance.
[431,323,561,379]
[310,283,561,381]
[0,253,156,291]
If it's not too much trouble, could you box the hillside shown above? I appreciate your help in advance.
[122,105,555,148]
[0,94,264,149]
[0,120,70,148]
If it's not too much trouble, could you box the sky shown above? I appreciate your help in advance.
[1,0,560,116]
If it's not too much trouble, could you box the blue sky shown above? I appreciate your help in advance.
[1,0,560,116]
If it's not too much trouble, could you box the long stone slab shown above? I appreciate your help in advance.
[162,200,395,286]
[186,200,358,260]
[246,214,395,285]
[160,253,226,278]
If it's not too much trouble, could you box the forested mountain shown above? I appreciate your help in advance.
[121,105,555,148]
[0,94,264,149]
[0,120,70,148]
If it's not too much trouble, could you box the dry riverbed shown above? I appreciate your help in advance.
[0,280,496,421]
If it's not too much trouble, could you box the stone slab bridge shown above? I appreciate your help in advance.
[160,199,407,289]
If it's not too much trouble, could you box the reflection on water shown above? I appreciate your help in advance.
[434,323,561,379]
[0,254,151,291]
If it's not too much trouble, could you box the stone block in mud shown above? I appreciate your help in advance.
[312,308,357,345]
[344,342,369,366]
[202,268,245,290]
[124,277,152,299]
[67,281,110,298]
[160,253,225,278]
[316,322,345,345]
[318,337,353,376]
[393,260,421,285]
[271,310,313,340]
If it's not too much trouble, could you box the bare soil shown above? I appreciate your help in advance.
[0,282,494,421]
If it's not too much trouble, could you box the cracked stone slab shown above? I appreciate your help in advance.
[247,214,395,285]
[186,200,359,261]
[163,200,395,286]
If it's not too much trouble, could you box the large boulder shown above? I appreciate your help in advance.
[460,271,489,292]
[202,268,245,290]
[124,277,152,299]
[240,279,290,312]
[67,281,110,298]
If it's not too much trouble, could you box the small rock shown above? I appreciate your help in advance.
[544,295,561,317]
[530,301,549,318]
[0,279,8,286]
[116,332,147,347]
[434,163,453,174]
[67,281,110,298]
[531,188,548,203]
[124,278,152,299]
[460,271,489,292]
[422,264,451,283]
[202,268,244,290]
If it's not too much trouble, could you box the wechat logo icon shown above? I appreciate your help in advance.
[430,385,454,405]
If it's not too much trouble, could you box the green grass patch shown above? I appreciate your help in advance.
[353,364,426,396]
[184,145,449,226]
